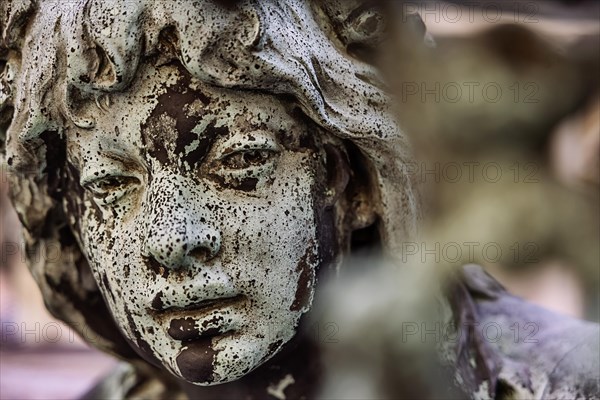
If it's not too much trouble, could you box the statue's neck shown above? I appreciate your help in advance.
[178,334,322,400]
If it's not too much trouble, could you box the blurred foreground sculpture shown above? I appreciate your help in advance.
[1,1,598,399]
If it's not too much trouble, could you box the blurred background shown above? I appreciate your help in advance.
[1,1,599,399]
[389,0,599,321]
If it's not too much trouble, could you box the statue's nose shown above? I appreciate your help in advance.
[142,177,221,271]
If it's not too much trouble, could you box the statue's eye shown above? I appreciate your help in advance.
[209,134,280,190]
[221,149,276,170]
[84,176,140,205]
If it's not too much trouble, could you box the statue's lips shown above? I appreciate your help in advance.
[149,295,245,341]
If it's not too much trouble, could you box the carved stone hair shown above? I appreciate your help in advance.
[0,0,419,362]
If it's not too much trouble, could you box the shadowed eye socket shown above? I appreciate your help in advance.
[83,175,141,205]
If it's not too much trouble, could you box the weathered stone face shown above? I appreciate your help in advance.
[66,61,323,385]
[1,2,420,397]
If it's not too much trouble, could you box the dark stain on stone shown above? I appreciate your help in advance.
[142,62,219,170]
[145,255,170,279]
[142,120,169,165]
[151,291,164,310]
[176,336,217,383]
[202,315,222,328]
[236,177,258,191]
[175,129,198,156]
[290,245,315,311]
[168,317,200,341]
[200,327,221,337]
[183,121,228,169]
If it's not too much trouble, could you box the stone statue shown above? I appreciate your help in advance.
[0,1,597,399]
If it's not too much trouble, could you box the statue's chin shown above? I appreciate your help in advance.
[169,334,278,386]
[173,355,262,387]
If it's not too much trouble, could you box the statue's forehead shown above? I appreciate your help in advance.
[96,63,298,144]
[68,62,306,170]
